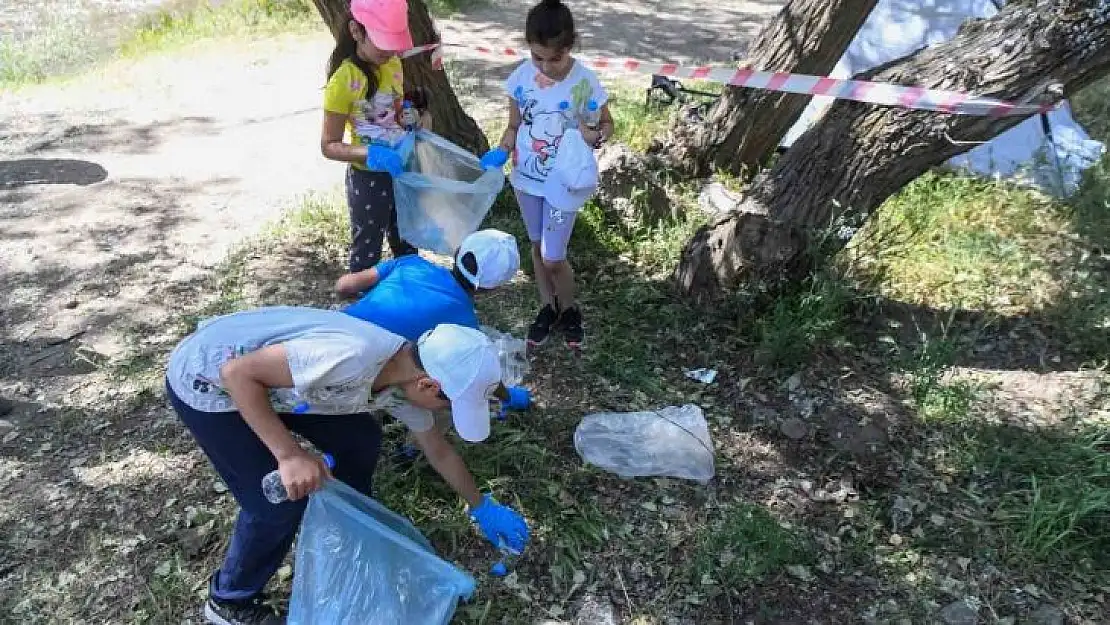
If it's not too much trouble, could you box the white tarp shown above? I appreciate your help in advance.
[782,0,1105,197]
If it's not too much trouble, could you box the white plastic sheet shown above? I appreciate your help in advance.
[574,405,715,483]
[782,0,1105,197]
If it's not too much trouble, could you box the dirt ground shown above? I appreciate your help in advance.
[3,2,1107,624]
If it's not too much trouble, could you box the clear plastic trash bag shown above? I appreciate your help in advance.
[288,480,476,625]
[394,130,505,255]
[573,404,715,483]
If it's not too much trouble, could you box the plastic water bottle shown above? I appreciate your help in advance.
[262,453,336,504]
[582,99,601,129]
[558,100,577,130]
[400,100,419,131]
[490,540,521,577]
[496,336,529,386]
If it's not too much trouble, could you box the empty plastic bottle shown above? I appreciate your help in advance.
[558,100,577,130]
[400,100,419,131]
[489,540,521,577]
[262,453,336,504]
[582,99,601,129]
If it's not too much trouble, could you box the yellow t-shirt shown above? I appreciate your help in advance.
[323,57,405,170]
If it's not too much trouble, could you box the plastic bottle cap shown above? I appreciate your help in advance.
[322,453,336,470]
[292,402,310,414]
[587,100,599,111]
[490,562,508,577]
[559,101,570,110]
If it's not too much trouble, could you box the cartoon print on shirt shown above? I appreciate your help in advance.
[514,77,595,184]
[352,91,406,148]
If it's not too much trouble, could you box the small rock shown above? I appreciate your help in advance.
[1026,605,1064,625]
[575,594,617,625]
[697,181,741,216]
[786,564,814,582]
[940,599,978,625]
[780,417,808,440]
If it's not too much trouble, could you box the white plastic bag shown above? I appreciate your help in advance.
[394,130,505,255]
[573,405,715,483]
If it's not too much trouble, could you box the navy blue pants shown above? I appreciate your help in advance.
[167,380,382,602]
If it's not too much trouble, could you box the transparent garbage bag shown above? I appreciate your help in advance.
[573,404,715,483]
[394,130,505,255]
[288,480,476,625]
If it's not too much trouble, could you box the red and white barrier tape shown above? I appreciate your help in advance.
[401,42,1056,118]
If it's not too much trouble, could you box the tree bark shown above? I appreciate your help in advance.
[676,0,1110,299]
[652,0,879,177]
[310,0,489,154]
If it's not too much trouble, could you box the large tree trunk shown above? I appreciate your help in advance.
[676,0,1110,299]
[310,0,488,154]
[652,0,879,177]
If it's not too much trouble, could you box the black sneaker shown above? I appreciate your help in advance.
[204,595,285,625]
[558,306,584,349]
[527,303,560,347]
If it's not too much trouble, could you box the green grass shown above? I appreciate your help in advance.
[957,425,1110,571]
[900,332,980,423]
[690,501,811,589]
[119,0,319,58]
[752,273,855,370]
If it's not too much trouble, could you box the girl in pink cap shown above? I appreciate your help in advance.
[320,0,428,275]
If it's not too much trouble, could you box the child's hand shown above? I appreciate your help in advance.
[277,449,332,501]
[335,274,362,296]
[479,147,509,170]
[469,493,530,552]
[366,144,404,177]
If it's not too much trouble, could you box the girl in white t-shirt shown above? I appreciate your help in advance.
[482,0,614,350]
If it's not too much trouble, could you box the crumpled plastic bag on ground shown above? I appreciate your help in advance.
[394,130,505,255]
[573,404,715,483]
[288,480,475,625]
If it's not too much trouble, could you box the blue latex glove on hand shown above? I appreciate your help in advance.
[479,147,509,170]
[366,144,404,177]
[469,494,529,552]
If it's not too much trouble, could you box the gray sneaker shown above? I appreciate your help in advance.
[203,595,285,625]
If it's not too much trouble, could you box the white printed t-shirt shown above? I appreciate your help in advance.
[166,306,436,432]
[505,59,608,200]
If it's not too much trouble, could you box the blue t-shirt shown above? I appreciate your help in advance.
[342,256,479,341]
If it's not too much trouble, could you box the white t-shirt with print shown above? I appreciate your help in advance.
[505,59,608,199]
[166,306,435,431]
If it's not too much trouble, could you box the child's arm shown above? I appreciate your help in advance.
[582,103,615,148]
[320,111,368,165]
[496,98,523,152]
[220,345,331,499]
[412,427,483,507]
[335,267,381,296]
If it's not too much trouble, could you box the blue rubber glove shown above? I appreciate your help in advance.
[469,494,529,552]
[479,147,509,170]
[366,144,404,177]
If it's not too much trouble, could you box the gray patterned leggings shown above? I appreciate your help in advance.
[345,166,417,273]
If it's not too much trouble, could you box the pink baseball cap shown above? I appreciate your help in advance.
[351,0,414,52]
